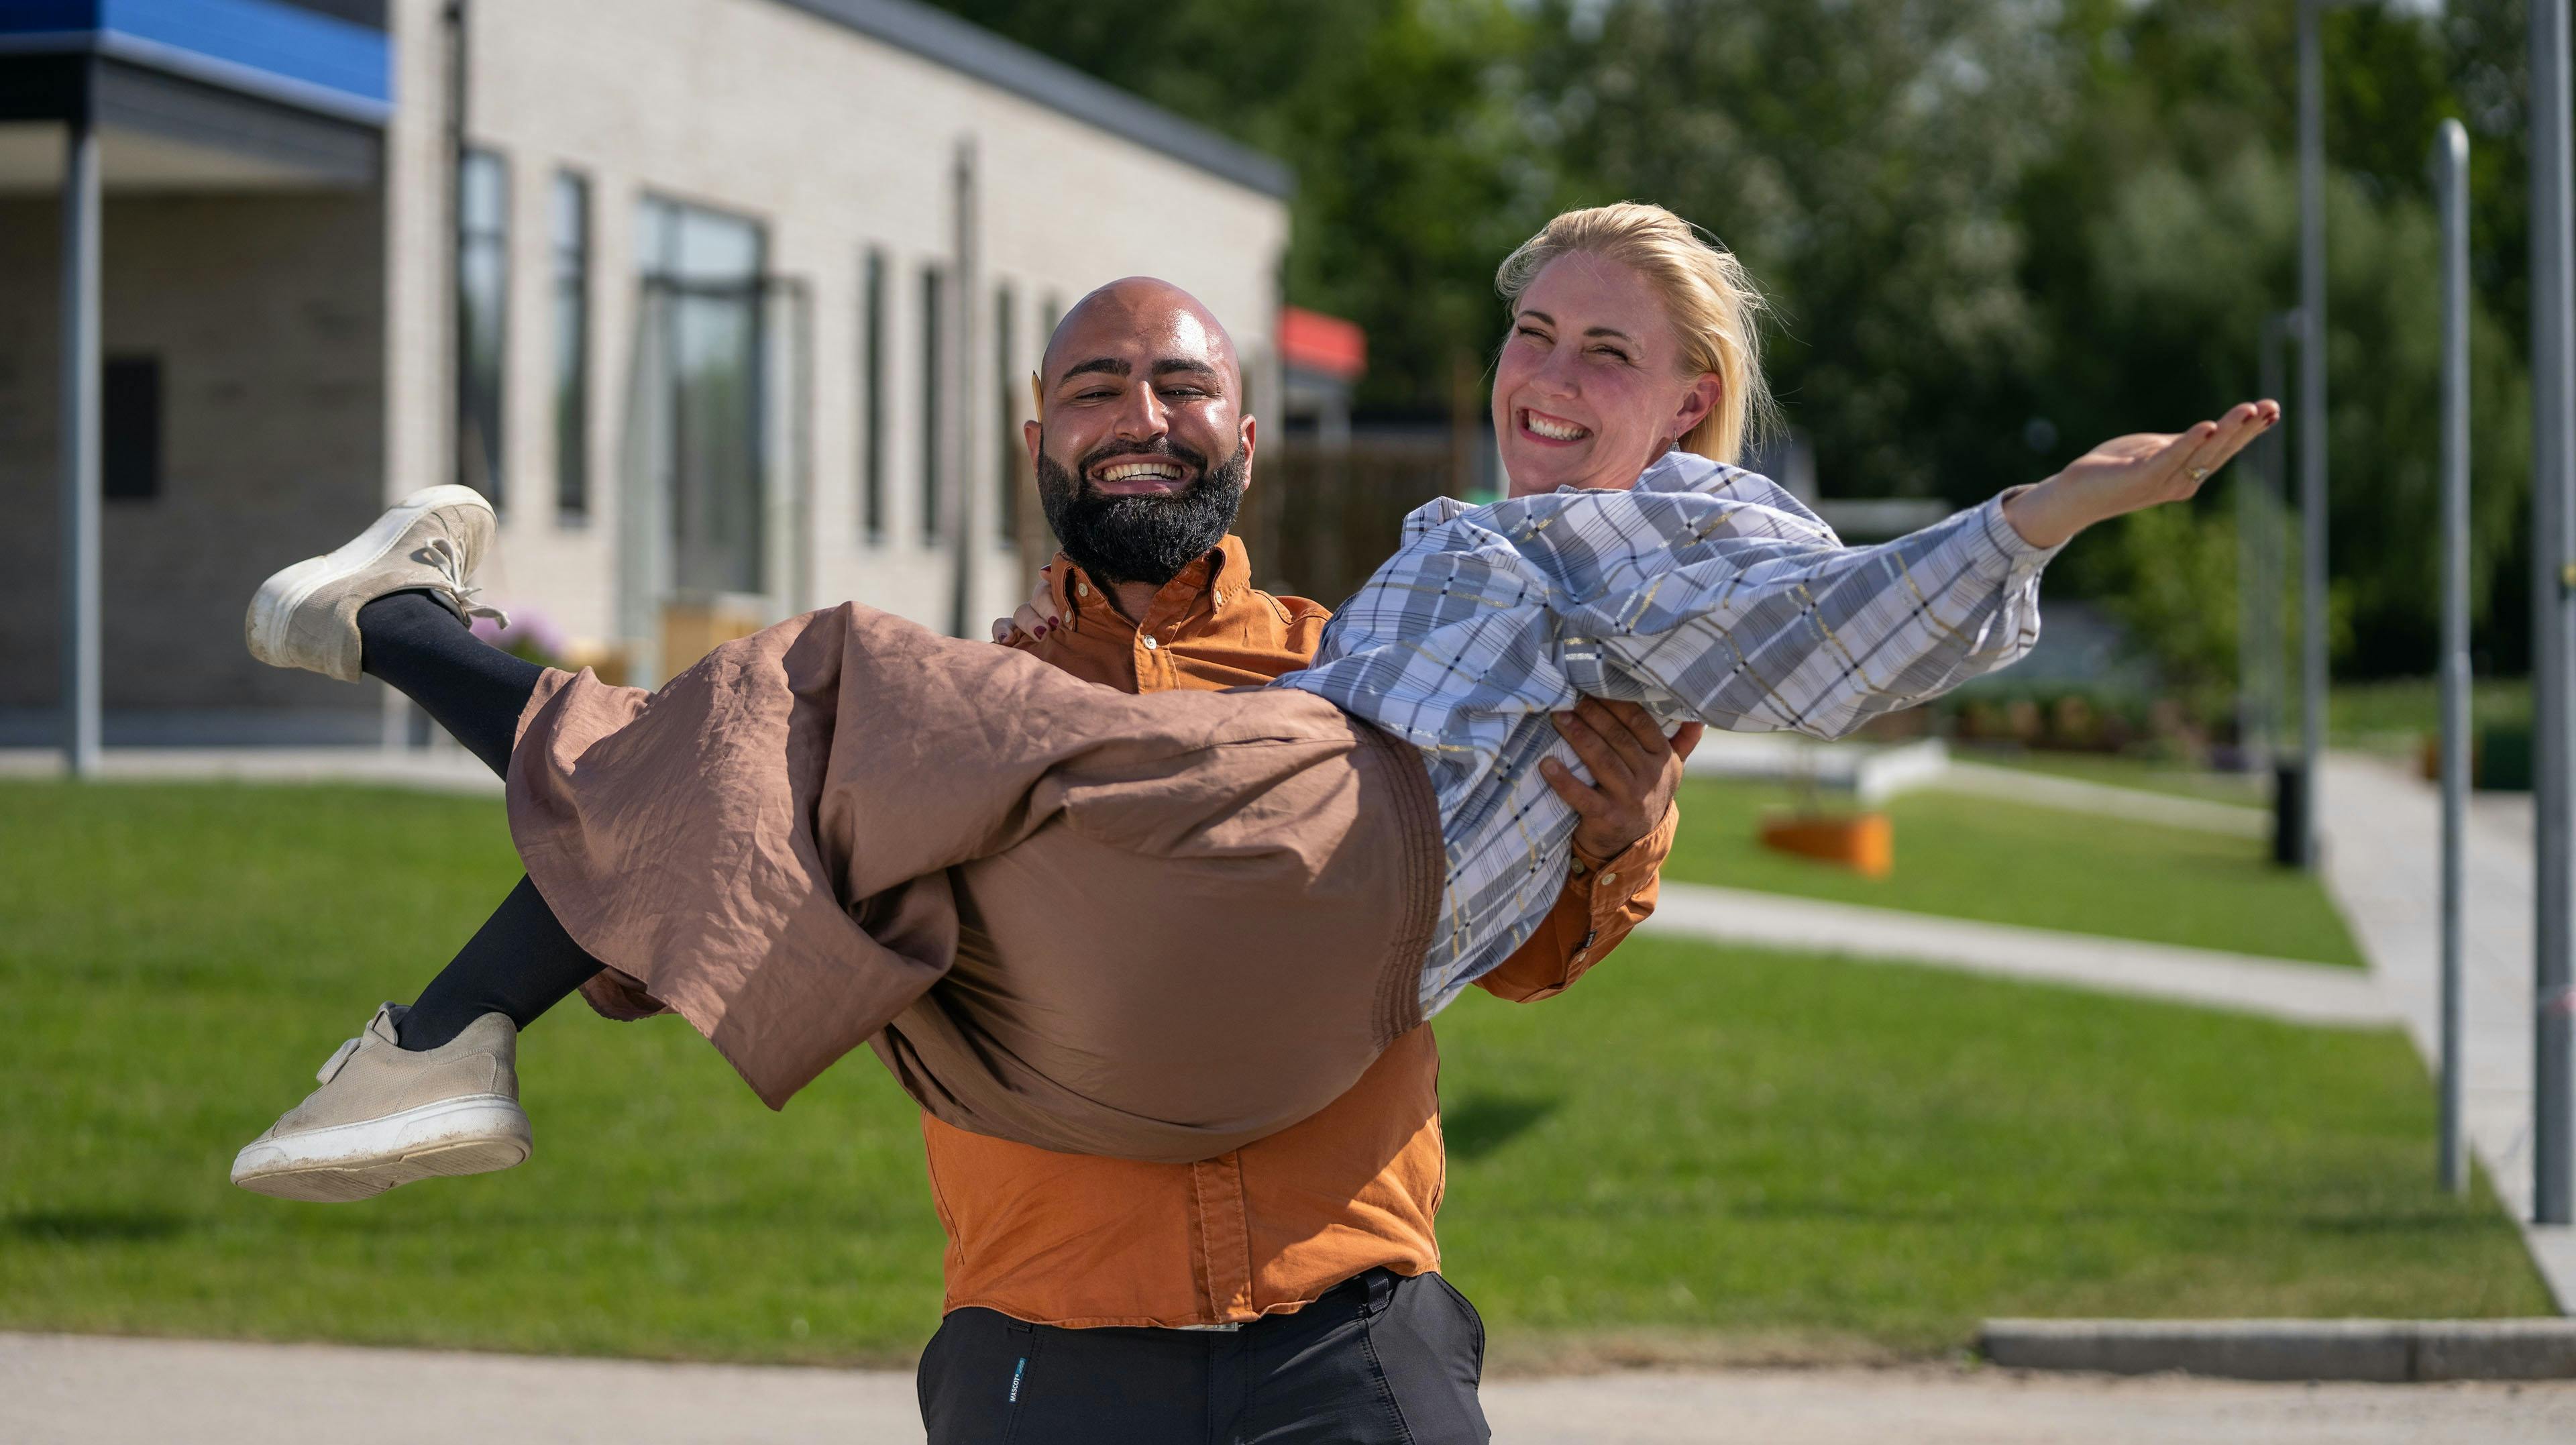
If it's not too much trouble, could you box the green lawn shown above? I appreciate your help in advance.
[2332,677,2530,747]
[3,781,2542,1367]
[1666,777,2367,967]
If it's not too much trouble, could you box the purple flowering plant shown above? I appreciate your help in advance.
[470,606,572,672]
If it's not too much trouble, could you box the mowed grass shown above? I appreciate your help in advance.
[3,781,2543,1366]
[1665,777,2368,967]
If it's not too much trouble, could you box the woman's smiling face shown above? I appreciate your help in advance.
[1492,254,1721,496]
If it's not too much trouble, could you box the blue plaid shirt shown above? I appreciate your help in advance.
[1276,450,2064,1008]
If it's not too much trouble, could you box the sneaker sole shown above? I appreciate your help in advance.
[231,1093,531,1203]
[244,484,493,674]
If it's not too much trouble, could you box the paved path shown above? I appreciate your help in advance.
[0,745,500,794]
[1935,759,2270,837]
[2317,755,2576,1312]
[1640,883,2395,1029]
[7,1333,2573,1444]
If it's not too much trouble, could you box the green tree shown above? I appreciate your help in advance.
[924,0,1545,411]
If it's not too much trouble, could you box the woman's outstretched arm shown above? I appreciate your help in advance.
[1567,401,2280,739]
[1284,400,2279,759]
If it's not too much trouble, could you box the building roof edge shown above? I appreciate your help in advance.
[773,0,1296,201]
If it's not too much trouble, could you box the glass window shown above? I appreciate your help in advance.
[457,148,508,507]
[920,266,945,546]
[103,356,161,502]
[862,249,886,541]
[551,171,590,519]
[639,196,769,596]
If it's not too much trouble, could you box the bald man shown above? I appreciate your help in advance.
[913,278,1688,1443]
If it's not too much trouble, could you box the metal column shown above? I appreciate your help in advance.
[2532,0,2576,1228]
[2294,0,2330,871]
[945,137,980,639]
[2262,311,2301,865]
[60,109,102,778]
[2434,119,2471,1197]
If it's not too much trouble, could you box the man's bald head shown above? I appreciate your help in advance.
[1038,276,1243,401]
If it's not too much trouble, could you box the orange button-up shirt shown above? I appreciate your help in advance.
[924,536,1677,1328]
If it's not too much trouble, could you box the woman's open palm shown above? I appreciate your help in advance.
[2004,400,2280,548]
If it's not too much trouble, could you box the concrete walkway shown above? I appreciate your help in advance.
[0,745,500,794]
[2317,754,2576,1313]
[1935,759,2271,837]
[1640,882,2395,1029]
[7,1333,2573,1444]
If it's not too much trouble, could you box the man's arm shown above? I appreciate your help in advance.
[1474,698,1697,1003]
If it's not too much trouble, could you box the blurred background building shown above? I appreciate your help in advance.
[0,0,1292,745]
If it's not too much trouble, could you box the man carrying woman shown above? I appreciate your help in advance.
[228,200,2273,1436]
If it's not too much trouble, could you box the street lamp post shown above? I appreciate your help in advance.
[2291,0,2338,872]
[2531,0,2576,1228]
[2432,118,2471,1197]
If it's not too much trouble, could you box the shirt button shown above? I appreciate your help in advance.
[1601,872,1617,888]
[1142,637,1159,651]
[1076,582,1090,597]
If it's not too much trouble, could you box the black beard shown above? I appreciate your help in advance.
[1036,437,1247,589]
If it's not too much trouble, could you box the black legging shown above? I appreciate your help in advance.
[358,592,602,1051]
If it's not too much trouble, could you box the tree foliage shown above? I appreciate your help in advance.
[929,0,2546,677]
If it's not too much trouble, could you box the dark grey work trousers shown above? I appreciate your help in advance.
[916,1269,1491,1444]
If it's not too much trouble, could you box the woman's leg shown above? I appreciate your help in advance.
[356,600,585,1048]
[398,874,602,1051]
[358,592,543,779]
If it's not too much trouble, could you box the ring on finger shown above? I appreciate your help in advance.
[2188,466,2209,482]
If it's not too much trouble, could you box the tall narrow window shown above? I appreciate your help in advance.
[994,282,1017,545]
[457,148,509,508]
[551,170,591,519]
[103,356,161,502]
[861,249,886,541]
[920,266,945,545]
[638,195,769,598]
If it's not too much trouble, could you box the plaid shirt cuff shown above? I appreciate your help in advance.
[1974,488,2069,584]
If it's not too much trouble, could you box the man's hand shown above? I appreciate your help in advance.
[1540,698,1703,864]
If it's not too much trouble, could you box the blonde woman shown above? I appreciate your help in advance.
[229,204,2273,1203]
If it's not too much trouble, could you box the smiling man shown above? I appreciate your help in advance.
[911,276,1693,1443]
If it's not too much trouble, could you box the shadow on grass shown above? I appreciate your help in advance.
[7,1206,191,1243]
[1445,1093,1561,1163]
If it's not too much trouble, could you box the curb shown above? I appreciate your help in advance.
[1978,1318,2576,1382]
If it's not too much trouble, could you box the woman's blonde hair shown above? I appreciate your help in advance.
[1494,202,1778,466]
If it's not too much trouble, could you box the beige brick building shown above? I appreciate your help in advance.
[3,0,1290,749]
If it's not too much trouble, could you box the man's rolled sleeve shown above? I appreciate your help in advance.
[1471,802,1678,1003]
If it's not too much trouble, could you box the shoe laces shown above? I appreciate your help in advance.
[418,535,510,630]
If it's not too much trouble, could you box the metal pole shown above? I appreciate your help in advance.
[2265,310,2302,864]
[2294,0,2329,871]
[2434,119,2472,1197]
[60,108,102,778]
[2532,0,2576,1227]
[945,136,979,639]
[2267,313,2297,762]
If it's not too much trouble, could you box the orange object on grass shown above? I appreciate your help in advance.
[1759,812,1894,878]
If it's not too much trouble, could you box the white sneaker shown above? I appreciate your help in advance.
[244,485,502,683]
[231,1005,531,1203]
